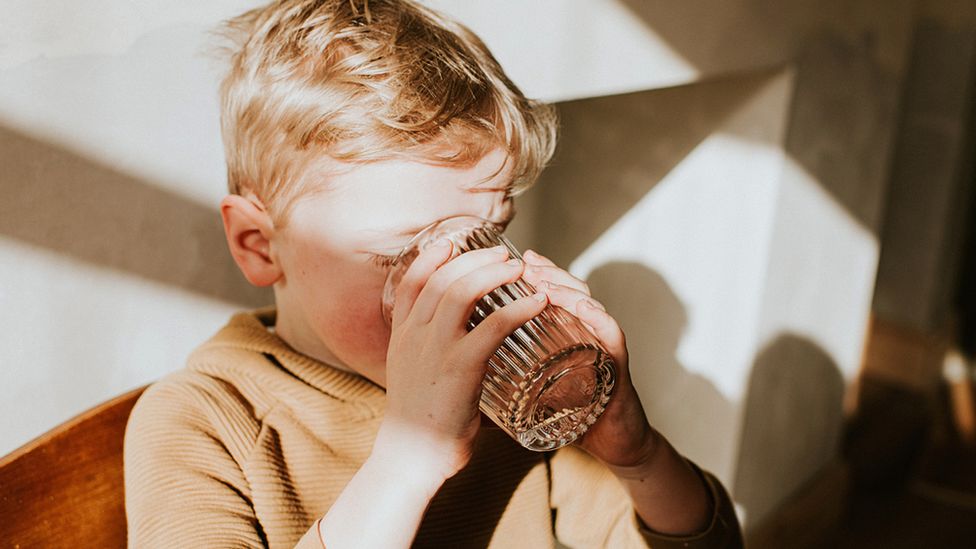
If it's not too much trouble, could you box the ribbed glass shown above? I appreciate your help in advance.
[381,216,615,451]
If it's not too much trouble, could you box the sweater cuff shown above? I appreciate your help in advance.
[632,461,743,549]
[295,518,327,548]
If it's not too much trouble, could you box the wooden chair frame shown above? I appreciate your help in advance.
[0,385,147,548]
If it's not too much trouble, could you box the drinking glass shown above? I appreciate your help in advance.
[381,215,615,451]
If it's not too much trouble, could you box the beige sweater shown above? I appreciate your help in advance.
[124,308,741,548]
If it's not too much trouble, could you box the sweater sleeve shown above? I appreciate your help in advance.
[550,446,743,548]
[123,376,269,548]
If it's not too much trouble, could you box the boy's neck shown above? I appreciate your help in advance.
[272,298,360,378]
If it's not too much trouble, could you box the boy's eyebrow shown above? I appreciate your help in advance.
[465,186,509,193]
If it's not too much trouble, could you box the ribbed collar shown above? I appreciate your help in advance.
[196,306,386,408]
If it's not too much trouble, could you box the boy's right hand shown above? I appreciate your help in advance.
[373,240,548,485]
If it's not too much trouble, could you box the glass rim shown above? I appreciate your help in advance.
[387,214,501,270]
[380,214,511,328]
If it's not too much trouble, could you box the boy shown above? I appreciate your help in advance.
[123,1,742,547]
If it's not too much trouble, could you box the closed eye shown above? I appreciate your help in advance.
[368,253,398,269]
[367,211,513,270]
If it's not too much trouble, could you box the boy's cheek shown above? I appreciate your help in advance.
[316,288,392,359]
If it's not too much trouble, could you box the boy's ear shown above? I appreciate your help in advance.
[220,193,283,287]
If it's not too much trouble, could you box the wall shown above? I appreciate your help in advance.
[0,1,272,456]
[512,0,913,530]
[873,0,976,334]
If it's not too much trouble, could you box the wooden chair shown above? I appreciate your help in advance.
[0,385,148,548]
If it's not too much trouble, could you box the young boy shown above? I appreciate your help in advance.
[123,1,742,547]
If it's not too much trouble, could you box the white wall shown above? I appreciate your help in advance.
[1,1,270,455]
[560,72,796,485]
[511,0,913,527]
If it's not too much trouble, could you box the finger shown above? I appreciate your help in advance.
[523,249,557,267]
[392,239,456,328]
[539,280,605,316]
[392,238,455,328]
[430,258,527,334]
[575,297,629,370]
[542,282,632,377]
[409,245,510,325]
[521,264,591,296]
[459,291,549,365]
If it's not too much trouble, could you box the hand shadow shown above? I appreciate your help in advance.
[585,261,738,477]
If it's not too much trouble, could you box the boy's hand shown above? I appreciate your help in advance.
[376,241,549,484]
[520,250,658,470]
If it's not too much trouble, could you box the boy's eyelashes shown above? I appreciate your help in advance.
[368,253,398,269]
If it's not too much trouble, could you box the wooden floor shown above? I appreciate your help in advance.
[834,482,976,547]
[832,379,976,548]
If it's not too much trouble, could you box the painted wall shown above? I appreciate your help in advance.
[513,0,913,528]
[1,1,272,456]
[1,0,919,535]
[872,0,976,333]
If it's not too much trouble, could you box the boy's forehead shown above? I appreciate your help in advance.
[321,150,512,205]
[303,151,514,241]
[323,147,510,186]
[357,185,514,237]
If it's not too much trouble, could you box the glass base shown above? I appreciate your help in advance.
[482,343,615,452]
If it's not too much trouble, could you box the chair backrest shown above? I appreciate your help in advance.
[0,385,147,548]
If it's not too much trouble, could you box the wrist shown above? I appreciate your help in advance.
[361,451,445,501]
[371,418,467,491]
[602,428,664,481]
[605,432,712,535]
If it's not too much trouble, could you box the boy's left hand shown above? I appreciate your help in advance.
[520,250,657,469]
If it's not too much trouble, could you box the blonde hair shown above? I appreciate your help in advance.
[210,0,557,223]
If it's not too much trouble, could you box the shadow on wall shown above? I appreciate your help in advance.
[578,263,847,531]
[732,333,845,527]
[535,69,777,266]
[585,262,738,481]
[618,0,907,236]
[529,62,858,529]
[0,124,271,307]
[782,30,902,234]
[616,0,821,73]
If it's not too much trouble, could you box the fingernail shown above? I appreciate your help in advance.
[581,299,602,310]
[433,239,451,248]
[491,245,508,254]
[532,291,547,302]
[506,258,521,266]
